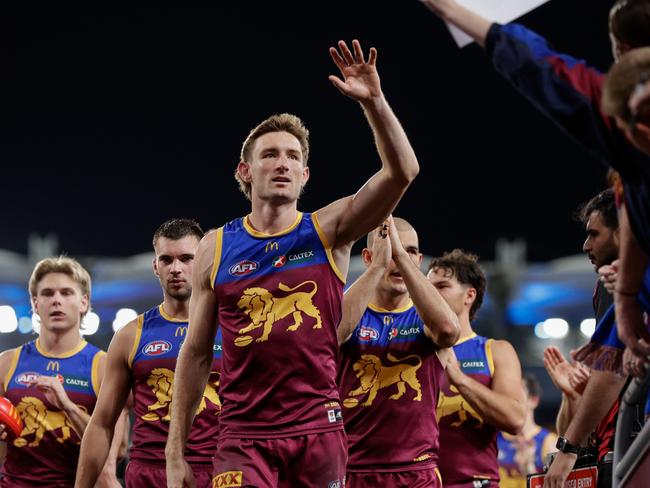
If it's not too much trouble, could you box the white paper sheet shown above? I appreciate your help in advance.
[446,0,551,47]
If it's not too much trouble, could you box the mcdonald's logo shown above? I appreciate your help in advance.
[46,361,60,372]
[174,326,187,337]
[383,315,394,326]
[265,241,279,253]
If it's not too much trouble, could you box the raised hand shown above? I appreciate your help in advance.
[329,40,381,103]
[369,219,392,270]
[567,361,590,395]
[543,346,582,397]
[598,260,618,295]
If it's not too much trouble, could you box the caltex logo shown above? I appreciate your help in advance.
[229,260,259,276]
[272,255,286,268]
[388,328,398,340]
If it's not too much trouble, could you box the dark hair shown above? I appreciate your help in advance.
[428,249,486,321]
[610,0,650,49]
[576,189,618,230]
[523,374,542,399]
[153,218,204,248]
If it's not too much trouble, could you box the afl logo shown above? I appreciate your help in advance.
[142,340,172,356]
[358,326,379,341]
[15,372,39,386]
[272,255,286,268]
[229,260,259,276]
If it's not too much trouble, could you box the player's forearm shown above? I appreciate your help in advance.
[166,341,212,454]
[454,373,524,434]
[563,370,626,445]
[62,402,91,438]
[394,253,459,347]
[75,421,114,487]
[339,265,385,345]
[360,95,419,185]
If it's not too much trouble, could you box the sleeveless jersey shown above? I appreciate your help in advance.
[129,304,222,463]
[2,339,103,487]
[338,302,444,471]
[212,212,345,438]
[497,427,551,488]
[437,333,499,487]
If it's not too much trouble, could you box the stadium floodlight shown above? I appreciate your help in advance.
[580,318,596,338]
[542,318,569,339]
[18,316,33,334]
[80,312,100,336]
[113,308,138,332]
[0,306,18,333]
[534,322,550,339]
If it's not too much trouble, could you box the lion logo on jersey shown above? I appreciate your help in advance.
[13,397,82,448]
[343,353,423,408]
[235,280,322,344]
[436,385,484,428]
[142,368,221,422]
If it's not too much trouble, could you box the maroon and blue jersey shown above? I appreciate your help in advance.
[497,427,552,488]
[211,212,345,439]
[338,301,444,472]
[129,304,222,464]
[486,23,650,255]
[437,334,499,487]
[2,339,103,487]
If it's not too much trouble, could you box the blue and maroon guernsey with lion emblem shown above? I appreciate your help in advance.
[212,212,345,438]
[129,304,222,464]
[437,333,499,487]
[338,302,444,472]
[2,339,103,487]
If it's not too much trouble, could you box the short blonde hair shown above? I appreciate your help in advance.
[29,256,92,317]
[235,113,310,200]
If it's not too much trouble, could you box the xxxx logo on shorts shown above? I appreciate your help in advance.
[213,471,243,487]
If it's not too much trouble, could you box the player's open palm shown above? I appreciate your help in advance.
[329,40,381,102]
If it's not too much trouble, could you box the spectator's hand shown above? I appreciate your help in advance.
[598,260,618,295]
[623,347,648,378]
[543,451,577,488]
[567,361,590,395]
[543,347,579,397]
[629,78,650,124]
[329,40,381,103]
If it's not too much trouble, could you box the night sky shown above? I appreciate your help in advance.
[0,1,615,261]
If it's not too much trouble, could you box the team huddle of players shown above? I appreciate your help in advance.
[3,0,650,487]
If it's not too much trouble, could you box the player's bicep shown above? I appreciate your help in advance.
[491,340,525,402]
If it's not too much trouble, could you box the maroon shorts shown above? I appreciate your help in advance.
[346,466,442,488]
[125,459,213,488]
[212,430,347,488]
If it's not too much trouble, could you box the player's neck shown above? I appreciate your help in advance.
[371,290,411,312]
[456,314,474,341]
[160,298,189,322]
[248,199,299,235]
[37,327,83,356]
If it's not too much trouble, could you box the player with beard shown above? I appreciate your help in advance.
[75,219,222,488]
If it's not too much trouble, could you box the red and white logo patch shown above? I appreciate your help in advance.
[142,340,172,356]
[15,372,39,386]
[229,260,259,276]
[272,255,286,268]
